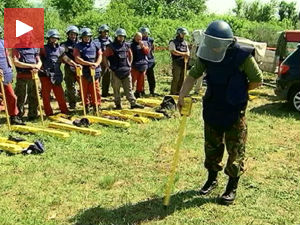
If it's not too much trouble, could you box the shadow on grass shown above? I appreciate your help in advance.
[71,190,218,225]
[250,102,299,120]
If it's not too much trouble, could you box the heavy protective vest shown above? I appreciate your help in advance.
[170,37,188,66]
[97,36,112,52]
[15,48,39,74]
[142,36,155,68]
[200,44,254,129]
[42,43,65,85]
[0,39,13,84]
[131,40,148,72]
[107,41,131,79]
[75,41,101,82]
[61,38,78,60]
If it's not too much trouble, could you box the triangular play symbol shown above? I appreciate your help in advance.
[16,20,33,37]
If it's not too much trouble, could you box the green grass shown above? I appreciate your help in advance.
[0,51,299,225]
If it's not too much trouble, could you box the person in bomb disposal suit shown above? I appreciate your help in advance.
[178,20,263,205]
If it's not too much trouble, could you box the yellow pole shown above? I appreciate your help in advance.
[163,97,192,206]
[90,68,99,117]
[0,74,11,130]
[76,66,86,116]
[31,70,44,125]
[184,56,188,78]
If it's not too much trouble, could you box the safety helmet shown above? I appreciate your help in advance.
[66,25,79,34]
[139,27,150,35]
[98,24,110,33]
[115,28,127,37]
[204,20,233,39]
[196,20,234,63]
[80,27,93,37]
[176,27,189,36]
[46,29,60,39]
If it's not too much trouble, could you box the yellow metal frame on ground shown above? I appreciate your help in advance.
[11,125,70,139]
[0,136,33,154]
[84,115,131,128]
[101,110,150,124]
[121,109,164,119]
[48,122,101,136]
[136,98,162,108]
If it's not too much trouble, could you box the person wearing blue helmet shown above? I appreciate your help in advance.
[140,27,157,96]
[60,25,80,109]
[39,29,80,116]
[97,24,113,97]
[103,28,144,110]
[178,20,263,205]
[169,27,190,95]
[74,27,102,113]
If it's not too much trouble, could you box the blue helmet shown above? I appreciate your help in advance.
[176,27,189,36]
[98,24,110,33]
[204,20,233,39]
[139,27,150,35]
[115,28,127,37]
[66,25,79,34]
[46,29,60,39]
[80,27,93,37]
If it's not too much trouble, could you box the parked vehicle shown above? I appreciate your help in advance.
[275,44,300,112]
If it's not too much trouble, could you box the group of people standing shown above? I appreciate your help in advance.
[0,25,165,124]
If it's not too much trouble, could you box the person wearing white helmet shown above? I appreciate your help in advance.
[102,28,144,109]
[169,27,190,95]
[39,29,80,116]
[60,25,80,109]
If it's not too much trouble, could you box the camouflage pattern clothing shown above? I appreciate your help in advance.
[64,65,77,108]
[204,114,247,178]
[15,79,38,119]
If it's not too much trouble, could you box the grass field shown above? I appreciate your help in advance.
[0,51,299,225]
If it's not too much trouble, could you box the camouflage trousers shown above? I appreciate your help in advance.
[64,65,77,108]
[15,78,38,118]
[204,115,247,177]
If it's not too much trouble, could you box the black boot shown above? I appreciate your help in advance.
[10,116,26,125]
[199,170,218,195]
[219,176,240,205]
[114,104,122,110]
[134,91,141,99]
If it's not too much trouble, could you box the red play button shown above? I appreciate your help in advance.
[4,8,44,48]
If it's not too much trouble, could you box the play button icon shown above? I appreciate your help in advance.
[4,8,44,48]
[16,20,33,38]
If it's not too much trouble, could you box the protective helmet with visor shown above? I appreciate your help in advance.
[197,20,235,62]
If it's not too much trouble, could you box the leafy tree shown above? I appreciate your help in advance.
[278,1,298,26]
[47,0,95,20]
[0,0,32,15]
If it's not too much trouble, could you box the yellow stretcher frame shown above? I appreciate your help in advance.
[11,125,70,139]
[121,109,164,119]
[48,122,101,136]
